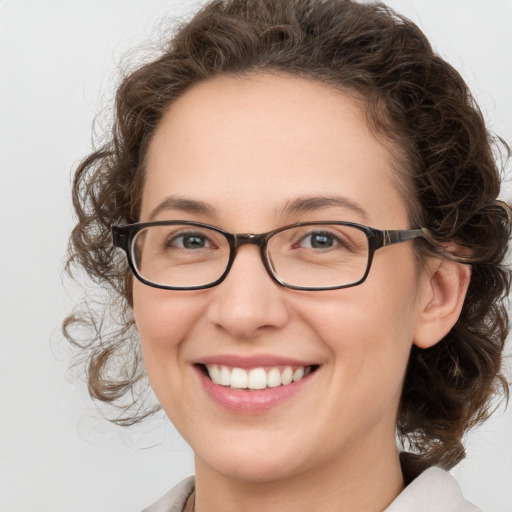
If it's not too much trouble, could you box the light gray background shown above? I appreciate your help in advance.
[0,1,511,511]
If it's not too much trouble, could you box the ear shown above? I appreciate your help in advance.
[413,255,471,349]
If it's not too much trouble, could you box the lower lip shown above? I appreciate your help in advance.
[196,366,315,413]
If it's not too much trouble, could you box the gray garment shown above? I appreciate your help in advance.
[383,467,481,512]
[142,476,195,512]
[142,468,481,512]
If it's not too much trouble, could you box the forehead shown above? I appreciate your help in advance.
[142,73,409,229]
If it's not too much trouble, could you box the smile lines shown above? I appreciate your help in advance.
[203,364,315,390]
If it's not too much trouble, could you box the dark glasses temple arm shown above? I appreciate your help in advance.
[112,226,130,250]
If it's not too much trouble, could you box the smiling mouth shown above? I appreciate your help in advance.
[198,364,319,390]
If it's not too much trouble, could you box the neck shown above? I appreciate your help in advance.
[193,436,404,512]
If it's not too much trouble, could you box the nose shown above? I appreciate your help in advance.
[206,244,290,340]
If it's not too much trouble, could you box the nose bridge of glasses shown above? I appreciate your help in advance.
[233,232,267,249]
[229,232,274,281]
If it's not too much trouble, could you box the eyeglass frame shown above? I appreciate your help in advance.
[112,220,429,291]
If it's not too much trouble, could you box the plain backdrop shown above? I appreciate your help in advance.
[0,1,511,511]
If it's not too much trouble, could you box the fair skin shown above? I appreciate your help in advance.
[133,73,470,512]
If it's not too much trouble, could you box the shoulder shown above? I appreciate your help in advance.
[384,467,482,512]
[141,477,195,512]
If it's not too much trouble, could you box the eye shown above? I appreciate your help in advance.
[167,231,215,249]
[297,231,342,249]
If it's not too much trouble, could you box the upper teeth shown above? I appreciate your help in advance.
[205,365,310,390]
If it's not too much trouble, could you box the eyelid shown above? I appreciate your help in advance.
[306,226,362,249]
[289,227,344,248]
[162,228,213,248]
[178,226,233,248]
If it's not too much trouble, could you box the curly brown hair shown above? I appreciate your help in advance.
[64,0,511,472]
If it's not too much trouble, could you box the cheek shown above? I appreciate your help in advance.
[132,283,205,363]
[132,283,212,423]
[302,254,421,386]
[309,291,415,363]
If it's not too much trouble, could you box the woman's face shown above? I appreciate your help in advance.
[133,73,431,483]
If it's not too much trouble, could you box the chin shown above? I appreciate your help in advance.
[193,433,313,484]
[203,454,304,484]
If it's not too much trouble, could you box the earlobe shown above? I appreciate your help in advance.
[413,256,471,349]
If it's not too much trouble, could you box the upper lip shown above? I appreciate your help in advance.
[194,354,318,369]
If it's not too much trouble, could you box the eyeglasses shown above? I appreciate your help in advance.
[112,220,427,291]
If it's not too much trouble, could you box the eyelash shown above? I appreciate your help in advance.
[166,231,215,249]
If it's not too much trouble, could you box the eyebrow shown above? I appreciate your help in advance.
[148,195,217,220]
[281,195,369,222]
[148,194,369,223]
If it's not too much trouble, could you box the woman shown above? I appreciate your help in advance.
[65,0,511,510]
